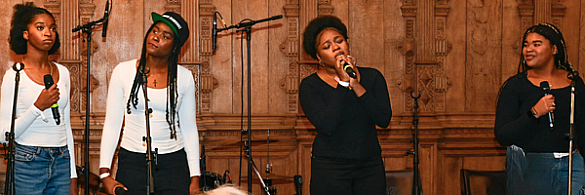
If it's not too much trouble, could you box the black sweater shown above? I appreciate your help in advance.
[299,67,392,160]
[495,72,585,153]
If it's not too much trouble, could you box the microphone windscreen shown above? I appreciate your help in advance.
[44,75,54,89]
[540,81,550,92]
[294,175,302,186]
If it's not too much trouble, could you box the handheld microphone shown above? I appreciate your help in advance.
[212,12,217,50]
[294,175,302,195]
[343,62,357,78]
[101,0,110,38]
[43,75,60,125]
[540,81,554,129]
[114,186,127,195]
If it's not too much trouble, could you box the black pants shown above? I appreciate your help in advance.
[310,155,386,195]
[116,147,191,195]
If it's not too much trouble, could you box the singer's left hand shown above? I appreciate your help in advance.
[189,176,201,195]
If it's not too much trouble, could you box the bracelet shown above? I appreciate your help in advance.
[531,107,539,118]
[99,172,110,179]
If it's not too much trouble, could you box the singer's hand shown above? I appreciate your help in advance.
[70,178,79,195]
[34,84,59,111]
[338,55,366,97]
[102,176,127,195]
[533,94,556,118]
[189,176,201,195]
[345,55,360,81]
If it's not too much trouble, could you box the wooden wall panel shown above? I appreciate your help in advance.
[581,1,585,74]
[501,0,521,83]
[464,0,502,112]
[1,0,585,194]
[267,0,289,114]
[384,0,407,115]
[0,0,21,83]
[210,0,233,114]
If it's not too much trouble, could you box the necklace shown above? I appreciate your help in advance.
[153,78,157,87]
[27,63,53,84]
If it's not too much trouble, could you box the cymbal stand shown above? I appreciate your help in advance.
[246,151,272,195]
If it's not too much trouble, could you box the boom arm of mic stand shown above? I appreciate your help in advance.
[72,17,106,33]
[217,15,283,32]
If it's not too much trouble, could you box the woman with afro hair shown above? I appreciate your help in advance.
[1,2,78,194]
[299,15,392,195]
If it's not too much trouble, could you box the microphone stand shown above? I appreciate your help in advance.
[71,3,108,193]
[3,63,24,195]
[215,14,283,193]
[201,145,208,191]
[139,68,157,195]
[406,91,423,195]
[567,71,578,195]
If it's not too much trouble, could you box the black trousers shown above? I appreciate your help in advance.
[310,155,386,195]
[116,147,191,195]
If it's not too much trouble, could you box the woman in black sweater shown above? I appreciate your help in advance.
[299,15,392,195]
[495,23,585,194]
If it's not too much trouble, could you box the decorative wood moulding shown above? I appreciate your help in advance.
[397,1,452,113]
[318,4,333,15]
[200,1,218,113]
[401,5,417,17]
[199,4,215,16]
[280,3,301,113]
[435,5,450,16]
[284,5,300,17]
[79,3,96,15]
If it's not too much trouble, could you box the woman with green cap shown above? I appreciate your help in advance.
[98,12,200,195]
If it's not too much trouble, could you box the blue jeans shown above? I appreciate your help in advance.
[507,145,585,195]
[14,142,71,195]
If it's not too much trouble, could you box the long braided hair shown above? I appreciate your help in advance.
[126,22,180,139]
[518,23,573,74]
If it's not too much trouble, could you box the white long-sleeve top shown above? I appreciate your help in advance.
[99,59,200,177]
[0,62,77,178]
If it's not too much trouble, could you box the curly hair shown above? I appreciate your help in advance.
[9,2,60,55]
[518,23,572,74]
[302,15,348,60]
[126,22,182,139]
